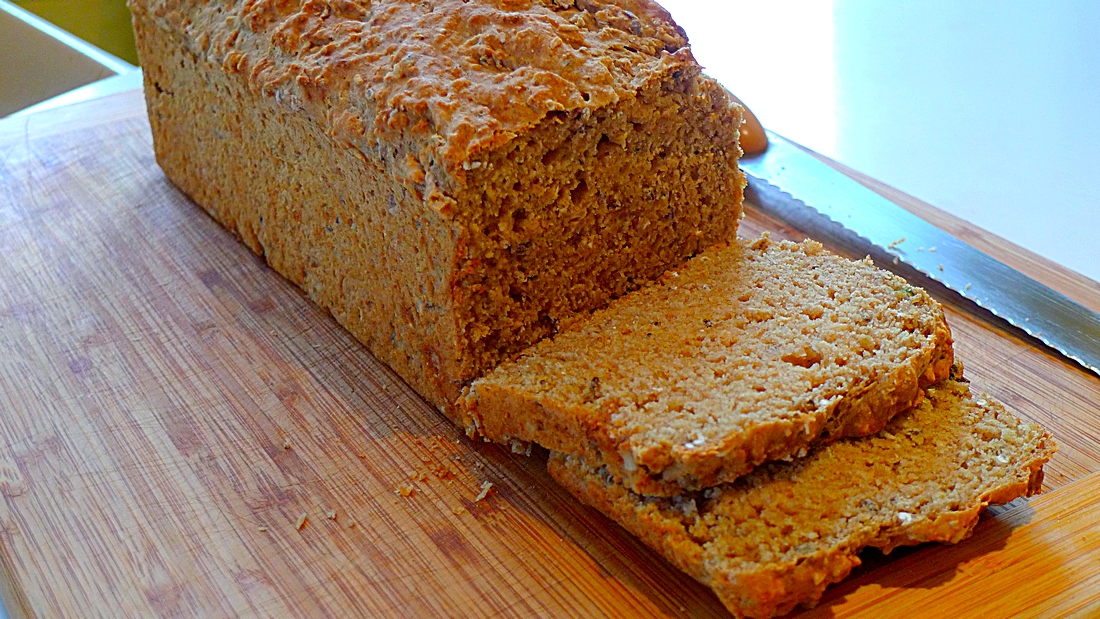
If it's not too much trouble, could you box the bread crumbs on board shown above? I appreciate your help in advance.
[396,483,415,497]
[295,513,308,530]
[475,481,493,502]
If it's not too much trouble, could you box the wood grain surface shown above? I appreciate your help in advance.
[1,89,1098,619]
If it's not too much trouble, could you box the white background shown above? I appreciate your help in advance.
[660,0,1100,284]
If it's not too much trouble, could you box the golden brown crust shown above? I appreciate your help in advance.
[133,0,691,187]
[467,236,955,494]
[548,380,1056,619]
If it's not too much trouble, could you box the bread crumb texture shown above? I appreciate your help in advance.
[130,0,745,412]
[465,236,954,494]
[548,380,1055,619]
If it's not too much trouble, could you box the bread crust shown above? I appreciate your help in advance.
[548,380,1055,619]
[134,0,691,185]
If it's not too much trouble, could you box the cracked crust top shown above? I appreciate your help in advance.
[129,0,693,191]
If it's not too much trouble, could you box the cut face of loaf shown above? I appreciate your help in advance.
[548,379,1056,619]
[463,235,955,495]
[129,0,744,413]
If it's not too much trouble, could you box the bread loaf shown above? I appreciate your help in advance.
[548,379,1055,618]
[129,0,745,412]
[463,235,954,495]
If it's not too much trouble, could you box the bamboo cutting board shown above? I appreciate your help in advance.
[1,89,1099,619]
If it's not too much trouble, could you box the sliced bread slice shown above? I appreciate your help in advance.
[461,235,954,495]
[548,379,1055,619]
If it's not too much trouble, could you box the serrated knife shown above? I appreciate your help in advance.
[740,131,1100,378]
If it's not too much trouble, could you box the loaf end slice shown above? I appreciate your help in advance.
[548,379,1055,619]
[464,235,954,494]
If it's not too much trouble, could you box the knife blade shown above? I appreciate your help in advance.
[740,131,1100,378]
